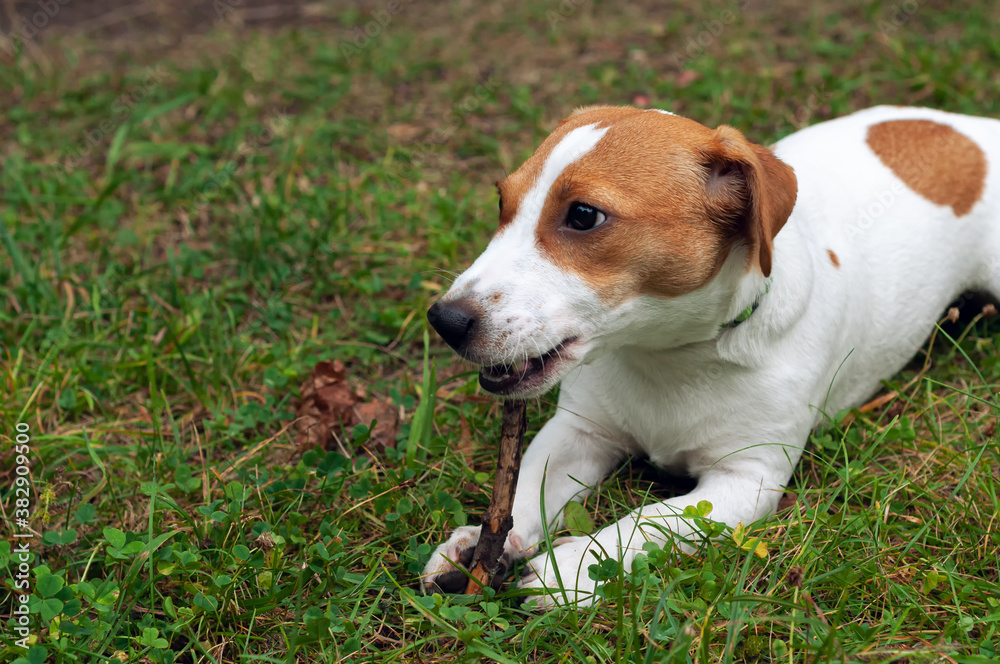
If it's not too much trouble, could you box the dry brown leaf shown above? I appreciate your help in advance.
[294,360,401,456]
[352,400,399,453]
[294,360,359,452]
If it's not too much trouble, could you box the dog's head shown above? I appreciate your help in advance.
[428,105,797,397]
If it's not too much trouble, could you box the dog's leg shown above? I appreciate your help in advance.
[517,462,787,609]
[420,410,625,594]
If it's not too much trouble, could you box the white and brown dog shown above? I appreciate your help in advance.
[421,105,998,608]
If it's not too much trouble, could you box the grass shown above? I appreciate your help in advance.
[1,0,999,661]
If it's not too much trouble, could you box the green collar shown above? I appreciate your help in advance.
[720,279,771,331]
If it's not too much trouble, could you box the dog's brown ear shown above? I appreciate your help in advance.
[702,125,797,277]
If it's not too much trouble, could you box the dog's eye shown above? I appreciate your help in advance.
[565,203,607,231]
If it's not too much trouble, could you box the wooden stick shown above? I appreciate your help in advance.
[464,399,527,594]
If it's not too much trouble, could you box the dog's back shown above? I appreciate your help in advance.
[768,106,1000,411]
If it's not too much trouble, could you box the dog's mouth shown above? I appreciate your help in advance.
[478,337,578,396]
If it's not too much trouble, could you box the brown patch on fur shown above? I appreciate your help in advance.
[536,109,727,303]
[827,249,840,268]
[497,107,798,304]
[497,106,645,232]
[866,120,986,217]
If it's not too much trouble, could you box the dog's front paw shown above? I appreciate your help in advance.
[420,525,482,593]
[422,526,534,593]
[517,535,612,610]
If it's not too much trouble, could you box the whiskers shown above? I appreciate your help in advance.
[538,331,566,365]
[424,268,461,286]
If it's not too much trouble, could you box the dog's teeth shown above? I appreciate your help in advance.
[484,364,512,379]
[483,353,554,385]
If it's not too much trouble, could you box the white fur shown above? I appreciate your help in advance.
[422,106,1000,609]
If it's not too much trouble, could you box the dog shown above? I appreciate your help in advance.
[420,104,999,608]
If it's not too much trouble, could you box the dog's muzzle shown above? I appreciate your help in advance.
[427,298,579,396]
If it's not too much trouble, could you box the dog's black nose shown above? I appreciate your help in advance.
[427,300,476,352]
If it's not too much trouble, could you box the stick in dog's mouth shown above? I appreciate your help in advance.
[478,337,578,395]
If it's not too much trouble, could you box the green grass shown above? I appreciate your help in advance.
[2,1,1000,661]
